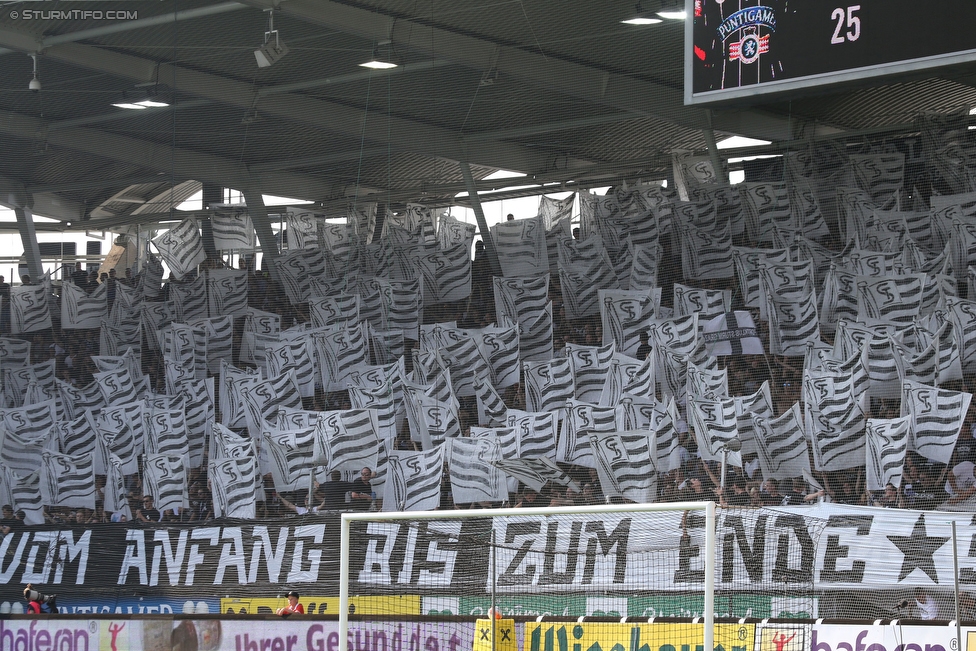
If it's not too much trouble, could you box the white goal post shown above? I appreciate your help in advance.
[339,501,717,650]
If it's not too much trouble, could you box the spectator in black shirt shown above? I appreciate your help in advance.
[636,331,652,361]
[319,471,353,511]
[349,468,375,511]
[1,504,21,536]
[136,496,162,523]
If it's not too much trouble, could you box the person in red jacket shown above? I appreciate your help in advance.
[276,591,304,617]
[24,584,57,614]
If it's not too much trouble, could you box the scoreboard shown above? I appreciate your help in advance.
[685,1,976,105]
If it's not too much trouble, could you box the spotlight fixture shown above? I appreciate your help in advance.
[621,1,662,24]
[359,40,398,69]
[28,53,41,92]
[254,9,288,68]
[656,0,687,20]
[112,88,170,110]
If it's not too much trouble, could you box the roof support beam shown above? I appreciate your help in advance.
[0,108,358,207]
[254,0,829,142]
[0,23,580,175]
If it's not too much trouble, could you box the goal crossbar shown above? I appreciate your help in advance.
[339,501,717,651]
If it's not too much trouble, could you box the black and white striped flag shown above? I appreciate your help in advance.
[0,337,30,367]
[407,394,461,449]
[266,338,316,398]
[383,447,444,512]
[688,396,741,467]
[141,256,165,300]
[764,285,821,357]
[565,342,614,403]
[732,247,791,310]
[61,281,105,329]
[210,455,258,519]
[850,153,904,206]
[822,265,860,333]
[143,453,189,514]
[56,411,100,466]
[494,275,550,327]
[371,327,404,366]
[169,274,208,323]
[805,374,867,472]
[240,371,303,438]
[141,301,172,351]
[733,381,773,455]
[557,234,619,320]
[600,352,654,406]
[10,284,51,333]
[557,400,623,467]
[0,425,47,476]
[97,401,143,475]
[492,456,579,493]
[477,324,520,389]
[57,379,103,420]
[523,357,574,415]
[901,379,972,464]
[94,367,139,406]
[152,219,206,278]
[505,408,558,458]
[100,320,142,358]
[3,360,56,408]
[589,430,655,503]
[220,362,259,428]
[942,296,976,373]
[315,409,383,475]
[348,382,398,445]
[211,205,255,250]
[104,453,131,520]
[687,361,728,400]
[448,437,507,504]
[519,302,554,363]
[176,377,213,468]
[680,222,734,280]
[3,399,57,443]
[316,324,370,392]
[740,181,796,242]
[244,307,280,336]
[865,416,910,492]
[207,269,248,317]
[673,283,730,322]
[856,274,925,325]
[3,468,43,525]
[629,243,662,292]
[309,293,360,330]
[890,320,963,386]
[273,248,326,304]
[752,404,811,481]
[491,217,548,278]
[143,404,190,459]
[474,376,507,427]
[418,240,473,304]
[599,289,657,357]
[262,426,316,492]
[285,207,322,249]
[757,260,816,321]
[617,393,658,430]
[163,323,207,381]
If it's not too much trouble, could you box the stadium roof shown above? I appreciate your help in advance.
[0,0,975,229]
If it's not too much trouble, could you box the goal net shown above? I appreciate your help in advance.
[339,503,822,651]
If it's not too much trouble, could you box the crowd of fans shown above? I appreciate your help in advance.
[1,215,974,530]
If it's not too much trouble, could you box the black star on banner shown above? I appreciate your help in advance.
[886,514,950,582]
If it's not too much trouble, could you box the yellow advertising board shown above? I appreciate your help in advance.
[523,622,755,651]
[220,595,420,615]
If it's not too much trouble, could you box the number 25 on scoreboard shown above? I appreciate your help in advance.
[831,5,861,44]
